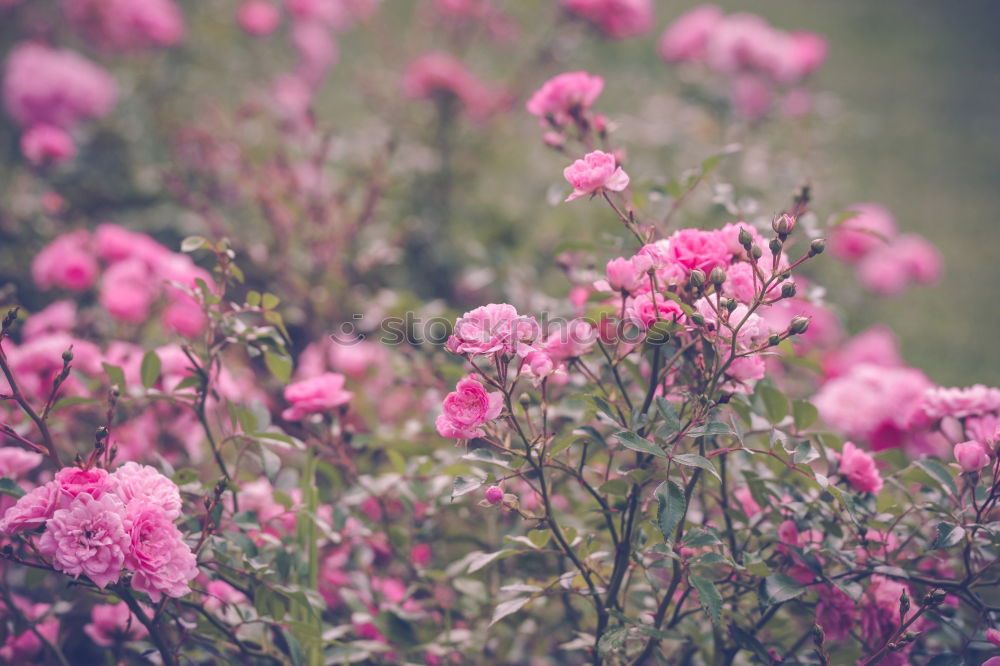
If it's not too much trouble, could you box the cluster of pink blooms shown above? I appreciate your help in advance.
[0,595,60,662]
[658,5,827,119]
[829,203,942,296]
[0,463,198,600]
[31,223,211,338]
[63,0,185,51]
[84,601,149,646]
[561,0,654,40]
[2,42,117,165]
[402,51,508,121]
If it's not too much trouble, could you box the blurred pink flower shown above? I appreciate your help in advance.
[0,481,59,534]
[63,0,184,50]
[657,4,724,63]
[20,124,75,165]
[562,0,653,39]
[238,1,282,35]
[31,231,99,292]
[525,71,603,126]
[828,203,897,264]
[84,602,148,646]
[283,372,353,420]
[953,440,990,473]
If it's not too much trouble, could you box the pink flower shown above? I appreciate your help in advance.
[447,303,539,356]
[292,19,339,86]
[627,293,685,330]
[203,579,248,613]
[821,326,903,379]
[110,462,183,520]
[435,375,503,440]
[410,543,431,567]
[896,234,942,285]
[31,231,99,291]
[562,0,654,39]
[986,628,1000,647]
[63,0,185,51]
[238,1,281,35]
[38,492,130,588]
[953,441,990,473]
[860,576,918,666]
[124,500,198,601]
[828,203,897,264]
[20,124,75,165]
[732,486,761,518]
[525,71,604,126]
[161,293,208,338]
[665,228,731,276]
[54,466,111,504]
[282,372,354,420]
[84,601,148,646]
[23,300,77,340]
[563,150,629,202]
[100,258,156,324]
[730,74,772,120]
[788,32,827,79]
[777,520,798,546]
[657,4,724,63]
[402,52,506,120]
[815,585,856,642]
[907,384,1000,427]
[3,42,117,129]
[484,485,504,505]
[0,449,44,479]
[836,442,883,494]
[598,255,651,293]
[0,481,58,534]
[544,319,596,361]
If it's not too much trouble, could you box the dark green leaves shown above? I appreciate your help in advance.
[758,385,788,424]
[0,478,26,499]
[672,454,720,480]
[140,350,161,389]
[760,574,806,606]
[931,522,965,550]
[614,431,665,458]
[690,575,722,625]
[655,480,685,541]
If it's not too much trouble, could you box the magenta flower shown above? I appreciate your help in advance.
[563,150,629,202]
[484,485,504,505]
[54,466,111,505]
[525,71,604,125]
[561,0,654,39]
[836,442,883,494]
[124,500,198,601]
[37,492,130,589]
[282,372,354,421]
[0,481,59,534]
[20,124,75,166]
[435,375,503,440]
[665,228,732,276]
[953,441,990,473]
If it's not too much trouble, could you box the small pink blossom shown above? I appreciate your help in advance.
[953,441,989,473]
[732,486,761,518]
[203,579,249,613]
[20,124,75,165]
[22,300,77,340]
[562,0,654,39]
[836,442,883,494]
[54,466,111,505]
[100,258,156,323]
[821,326,903,379]
[525,71,604,126]
[828,203,897,264]
[238,1,281,35]
[657,4,724,63]
[124,500,198,601]
[815,585,856,642]
[282,372,353,421]
[435,375,503,440]
[161,293,208,338]
[0,481,58,534]
[598,255,651,293]
[484,485,504,505]
[63,0,185,51]
[31,231,98,292]
[0,449,44,479]
[410,543,431,567]
[986,628,1000,647]
[563,150,629,202]
[84,602,148,647]
[544,319,597,361]
[37,492,130,588]
[627,293,685,330]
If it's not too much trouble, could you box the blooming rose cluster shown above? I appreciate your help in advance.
[658,6,827,119]
[402,51,508,121]
[0,463,198,601]
[31,223,212,338]
[561,0,654,40]
[830,204,941,296]
[2,42,118,165]
[62,0,185,51]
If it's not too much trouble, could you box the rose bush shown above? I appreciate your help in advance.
[0,2,998,665]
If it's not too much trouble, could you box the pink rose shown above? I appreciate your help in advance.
[410,543,431,567]
[0,481,58,534]
[821,326,903,379]
[124,500,198,601]
[953,441,989,473]
[282,372,353,420]
[435,375,503,440]
[732,486,761,518]
[161,293,208,338]
[447,303,539,356]
[665,228,731,276]
[815,585,856,642]
[54,466,111,505]
[828,203,897,264]
[563,150,629,202]
[525,71,604,125]
[238,1,281,35]
[20,124,75,165]
[84,601,148,647]
[788,31,827,79]
[986,628,1000,647]
[31,231,98,291]
[63,0,185,51]
[730,74,772,120]
[627,293,685,330]
[38,492,130,588]
[599,255,651,293]
[561,0,653,39]
[100,258,156,323]
[22,300,77,340]
[657,4,724,63]
[402,51,506,120]
[110,462,183,519]
[0,448,44,479]
[836,442,883,494]
[544,319,596,361]
[484,485,504,505]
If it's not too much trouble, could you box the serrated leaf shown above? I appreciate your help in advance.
[0,478,26,499]
[759,386,788,424]
[672,453,720,480]
[690,575,722,624]
[655,480,686,542]
[490,596,532,626]
[599,478,630,496]
[760,574,805,605]
[451,475,483,499]
[931,522,965,550]
[614,431,666,458]
[792,400,818,431]
[655,397,681,433]
[597,625,628,656]
[264,351,292,383]
[140,350,161,390]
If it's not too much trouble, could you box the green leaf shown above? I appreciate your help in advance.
[262,293,280,310]
[931,522,965,550]
[451,475,484,499]
[489,597,532,627]
[140,350,161,390]
[373,611,419,646]
[793,441,819,465]
[467,549,515,573]
[758,385,789,424]
[264,351,292,383]
[0,478,26,499]
[760,574,806,606]
[690,575,722,625]
[792,400,818,431]
[655,480,686,542]
[51,396,100,410]
[597,625,629,656]
[686,421,733,437]
[914,460,958,496]
[180,235,209,253]
[672,453,720,480]
[102,362,126,391]
[655,397,681,433]
[614,431,666,458]
[599,478,630,496]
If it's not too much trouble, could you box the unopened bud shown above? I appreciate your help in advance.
[923,589,947,606]
[484,485,504,505]
[646,321,673,346]
[768,333,781,347]
[204,495,212,510]
[768,238,783,256]
[780,282,797,299]
[690,312,706,327]
[751,245,763,260]
[709,267,727,286]
[809,238,826,256]
[738,228,753,248]
[110,385,121,398]
[95,426,109,441]
[2,307,18,331]
[899,590,910,621]
[724,298,737,313]
[789,316,810,335]
[62,347,74,363]
[688,269,706,288]
[518,393,532,407]
[772,213,795,236]
[812,624,825,646]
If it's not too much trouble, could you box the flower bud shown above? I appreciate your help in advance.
[724,298,737,313]
[709,266,727,286]
[62,347,74,363]
[809,238,826,256]
[780,282,797,299]
[789,316,810,335]
[738,227,753,249]
[484,485,504,505]
[812,624,825,647]
[751,245,763,260]
[2,307,18,332]
[690,312,706,327]
[95,426,109,441]
[518,393,532,407]
[768,333,781,347]
[953,440,989,473]
[768,238,783,256]
[772,213,795,235]
[899,590,910,622]
[688,269,706,288]
[923,589,947,606]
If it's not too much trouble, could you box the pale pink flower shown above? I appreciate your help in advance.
[562,0,653,39]
[657,4,724,63]
[953,441,990,473]
[0,481,58,534]
[0,599,58,663]
[31,230,98,291]
[821,326,903,379]
[907,385,1000,427]
[63,0,184,51]
[896,234,942,285]
[836,442,883,494]
[38,492,130,588]
[563,150,629,202]
[525,71,604,126]
[523,349,556,381]
[665,228,731,276]
[292,20,339,85]
[22,300,77,340]
[100,258,156,324]
[161,293,208,338]
[238,1,281,35]
[860,576,918,666]
[730,74,772,120]
[110,462,183,520]
[402,51,506,120]
[543,319,596,361]
[3,43,117,129]
[54,466,111,505]
[828,203,897,264]
[435,375,503,439]
[720,261,757,303]
[732,486,761,518]
[124,500,198,601]
[84,601,148,646]
[787,32,827,79]
[597,255,651,293]
[447,303,539,356]
[203,579,248,613]
[282,372,353,420]
[93,223,165,266]
[627,293,685,330]
[0,449,43,479]
[703,12,777,75]
[20,124,75,165]
[986,628,1000,647]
